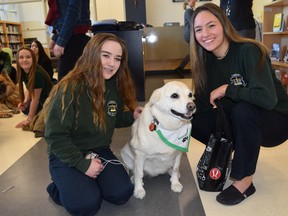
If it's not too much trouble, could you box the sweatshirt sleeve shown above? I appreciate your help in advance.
[225,45,278,110]
[45,90,91,173]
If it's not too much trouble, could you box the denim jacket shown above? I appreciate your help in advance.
[52,0,91,48]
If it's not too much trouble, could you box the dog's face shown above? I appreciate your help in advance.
[149,81,196,121]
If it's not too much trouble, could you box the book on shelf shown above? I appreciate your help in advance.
[283,47,288,63]
[273,13,285,32]
[270,43,281,61]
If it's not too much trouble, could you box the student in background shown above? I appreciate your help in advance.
[45,0,91,81]
[175,0,196,77]
[44,33,142,215]
[190,3,288,205]
[31,40,56,83]
[0,39,16,83]
[15,47,52,129]
[220,0,256,39]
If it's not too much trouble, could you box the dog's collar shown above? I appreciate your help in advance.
[149,116,159,131]
[149,116,191,152]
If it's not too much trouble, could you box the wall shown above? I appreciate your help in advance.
[146,0,220,27]
[253,0,271,21]
[94,0,125,22]
[0,0,273,48]
[18,2,48,46]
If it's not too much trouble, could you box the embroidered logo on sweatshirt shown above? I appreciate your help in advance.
[230,74,247,87]
[107,101,117,116]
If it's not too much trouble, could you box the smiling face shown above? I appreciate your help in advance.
[101,40,122,80]
[18,49,33,73]
[194,10,228,57]
[150,81,196,122]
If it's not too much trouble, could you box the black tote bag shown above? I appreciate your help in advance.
[196,100,234,192]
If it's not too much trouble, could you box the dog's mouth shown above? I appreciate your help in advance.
[171,109,194,120]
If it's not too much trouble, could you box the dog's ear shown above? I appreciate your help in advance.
[149,88,162,106]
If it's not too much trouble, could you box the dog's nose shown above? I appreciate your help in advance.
[187,102,196,111]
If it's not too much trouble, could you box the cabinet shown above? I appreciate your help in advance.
[0,21,24,59]
[263,0,288,90]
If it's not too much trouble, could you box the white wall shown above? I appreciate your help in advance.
[17,1,48,46]
[94,0,125,22]
[0,0,272,46]
[146,0,220,27]
[253,0,271,22]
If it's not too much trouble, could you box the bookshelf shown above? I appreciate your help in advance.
[0,21,24,60]
[263,0,288,90]
[263,0,288,66]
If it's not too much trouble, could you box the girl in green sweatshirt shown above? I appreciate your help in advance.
[190,3,288,206]
[44,33,142,215]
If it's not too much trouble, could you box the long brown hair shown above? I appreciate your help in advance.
[189,3,269,93]
[16,47,37,101]
[44,33,137,130]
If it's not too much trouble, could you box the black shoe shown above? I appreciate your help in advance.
[216,183,256,205]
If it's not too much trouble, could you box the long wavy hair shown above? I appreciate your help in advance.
[189,3,270,93]
[16,47,38,101]
[43,33,137,130]
[31,40,52,68]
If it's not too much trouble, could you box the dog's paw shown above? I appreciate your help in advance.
[12,109,21,114]
[134,188,146,199]
[171,182,183,193]
[0,113,13,118]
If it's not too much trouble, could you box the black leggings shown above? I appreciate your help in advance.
[57,34,90,81]
[192,102,288,180]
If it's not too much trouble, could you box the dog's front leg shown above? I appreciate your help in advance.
[133,152,146,199]
[170,152,183,193]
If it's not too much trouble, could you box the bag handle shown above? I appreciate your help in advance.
[214,99,233,142]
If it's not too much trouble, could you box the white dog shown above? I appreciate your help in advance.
[121,81,196,199]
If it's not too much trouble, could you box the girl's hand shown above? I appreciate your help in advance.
[15,119,30,128]
[85,158,104,179]
[210,84,228,107]
[133,106,143,119]
[18,102,27,111]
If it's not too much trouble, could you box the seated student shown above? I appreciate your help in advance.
[31,39,57,83]
[190,3,288,205]
[0,39,16,83]
[44,33,143,215]
[15,47,53,129]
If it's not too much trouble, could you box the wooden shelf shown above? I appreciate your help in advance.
[263,0,288,67]
[0,21,24,60]
[272,60,288,68]
[263,31,288,35]
[264,0,288,7]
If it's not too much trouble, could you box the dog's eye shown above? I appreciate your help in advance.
[171,93,179,99]
[188,92,193,98]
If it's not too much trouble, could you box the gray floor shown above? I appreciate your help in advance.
[0,73,205,216]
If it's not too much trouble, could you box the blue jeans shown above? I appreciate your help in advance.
[47,148,133,216]
[192,102,288,180]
